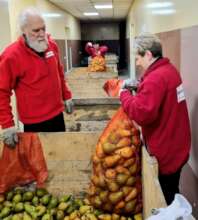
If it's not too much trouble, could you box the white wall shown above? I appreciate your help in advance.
[36,0,81,40]
[8,0,81,41]
[180,26,198,177]
[127,0,198,37]
[0,1,11,52]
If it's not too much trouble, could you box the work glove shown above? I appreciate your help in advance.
[119,78,139,96]
[65,99,74,114]
[122,78,139,90]
[1,126,18,148]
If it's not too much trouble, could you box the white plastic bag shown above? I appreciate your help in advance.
[146,194,192,220]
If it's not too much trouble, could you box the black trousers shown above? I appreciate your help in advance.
[24,112,65,132]
[159,168,182,205]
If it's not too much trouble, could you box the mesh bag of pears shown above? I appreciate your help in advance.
[87,107,142,215]
[88,56,106,72]
[0,186,142,220]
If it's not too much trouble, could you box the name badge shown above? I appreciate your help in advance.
[45,51,54,58]
[176,84,185,103]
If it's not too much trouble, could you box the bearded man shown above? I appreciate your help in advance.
[0,7,74,148]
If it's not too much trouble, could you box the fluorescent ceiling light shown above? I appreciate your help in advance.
[94,4,113,9]
[42,13,61,18]
[83,12,99,16]
[146,2,173,8]
[151,9,176,15]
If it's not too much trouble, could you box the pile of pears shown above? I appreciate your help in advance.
[88,120,142,215]
[0,187,142,220]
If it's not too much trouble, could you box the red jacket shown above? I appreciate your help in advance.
[0,36,72,128]
[85,43,108,58]
[120,58,191,174]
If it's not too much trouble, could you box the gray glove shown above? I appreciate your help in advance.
[65,99,74,114]
[122,78,139,91]
[1,127,18,148]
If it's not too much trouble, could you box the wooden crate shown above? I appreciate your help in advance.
[0,133,195,219]
[64,102,119,132]
[37,132,163,219]
[66,67,118,99]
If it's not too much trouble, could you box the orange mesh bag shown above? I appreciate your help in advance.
[87,79,142,215]
[103,79,124,97]
[0,133,48,193]
[88,55,106,72]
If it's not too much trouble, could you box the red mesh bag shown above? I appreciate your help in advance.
[87,79,142,215]
[0,133,48,193]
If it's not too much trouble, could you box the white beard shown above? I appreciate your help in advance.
[26,36,48,52]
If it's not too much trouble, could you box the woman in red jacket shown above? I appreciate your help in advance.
[120,33,191,205]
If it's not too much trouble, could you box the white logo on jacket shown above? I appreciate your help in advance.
[177,84,185,103]
[45,51,54,58]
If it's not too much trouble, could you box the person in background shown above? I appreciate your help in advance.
[119,33,191,205]
[0,7,74,148]
[85,41,108,58]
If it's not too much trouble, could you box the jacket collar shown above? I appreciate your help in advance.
[141,57,170,81]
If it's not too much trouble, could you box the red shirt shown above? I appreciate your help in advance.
[0,36,71,128]
[120,58,191,174]
[85,43,108,58]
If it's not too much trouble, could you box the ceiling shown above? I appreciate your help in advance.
[49,0,134,21]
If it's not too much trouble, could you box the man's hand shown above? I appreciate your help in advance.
[1,127,18,148]
[65,99,74,114]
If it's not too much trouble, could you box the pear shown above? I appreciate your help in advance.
[102,143,117,154]
[13,194,22,203]
[14,202,24,212]
[23,192,34,201]
[109,192,123,204]
[6,192,14,201]
[126,176,136,186]
[41,213,52,220]
[0,207,11,218]
[107,181,119,192]
[12,214,22,220]
[58,195,71,203]
[58,202,70,211]
[124,199,137,213]
[3,201,12,208]
[23,212,32,220]
[0,207,11,219]
[98,214,111,220]
[32,196,39,206]
[99,191,109,203]
[40,194,51,206]
[35,205,46,216]
[86,213,97,220]
[48,196,58,209]
[79,205,92,215]
[116,173,129,186]
[36,188,48,198]
[56,210,65,220]
[0,194,5,203]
